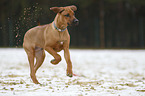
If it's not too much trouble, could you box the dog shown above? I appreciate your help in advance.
[23,5,79,84]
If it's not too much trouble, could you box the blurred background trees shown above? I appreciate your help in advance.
[0,0,145,48]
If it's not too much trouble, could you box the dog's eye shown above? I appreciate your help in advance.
[64,14,70,17]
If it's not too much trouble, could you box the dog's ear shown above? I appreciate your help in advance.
[69,5,77,11]
[50,7,64,13]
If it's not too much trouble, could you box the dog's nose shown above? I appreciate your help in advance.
[73,19,79,25]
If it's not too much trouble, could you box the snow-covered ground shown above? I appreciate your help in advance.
[0,48,145,96]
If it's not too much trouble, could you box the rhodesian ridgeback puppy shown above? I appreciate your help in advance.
[23,5,79,84]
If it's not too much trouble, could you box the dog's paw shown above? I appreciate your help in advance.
[66,69,73,77]
[31,78,40,84]
[51,59,55,63]
[67,73,73,77]
[30,74,40,84]
[50,59,59,65]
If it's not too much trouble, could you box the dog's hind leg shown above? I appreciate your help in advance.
[26,49,40,84]
[34,47,45,73]
[23,43,40,84]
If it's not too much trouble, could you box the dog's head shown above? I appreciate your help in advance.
[50,5,79,26]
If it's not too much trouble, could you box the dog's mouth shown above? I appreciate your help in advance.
[74,21,79,26]
[67,23,71,26]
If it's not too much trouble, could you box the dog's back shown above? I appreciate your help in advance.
[23,24,49,48]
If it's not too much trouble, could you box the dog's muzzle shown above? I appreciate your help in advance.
[73,19,79,26]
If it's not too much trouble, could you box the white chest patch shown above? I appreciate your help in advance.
[60,41,63,45]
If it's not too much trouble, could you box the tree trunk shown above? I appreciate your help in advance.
[1,14,8,47]
[99,0,105,48]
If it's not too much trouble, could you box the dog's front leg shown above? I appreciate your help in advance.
[64,47,73,77]
[45,46,61,64]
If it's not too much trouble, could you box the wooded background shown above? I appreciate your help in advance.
[0,0,145,48]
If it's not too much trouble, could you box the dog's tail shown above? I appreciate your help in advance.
[37,19,40,26]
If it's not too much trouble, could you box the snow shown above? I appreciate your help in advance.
[0,48,145,96]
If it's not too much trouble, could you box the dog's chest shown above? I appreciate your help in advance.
[52,41,64,52]
[57,40,65,45]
